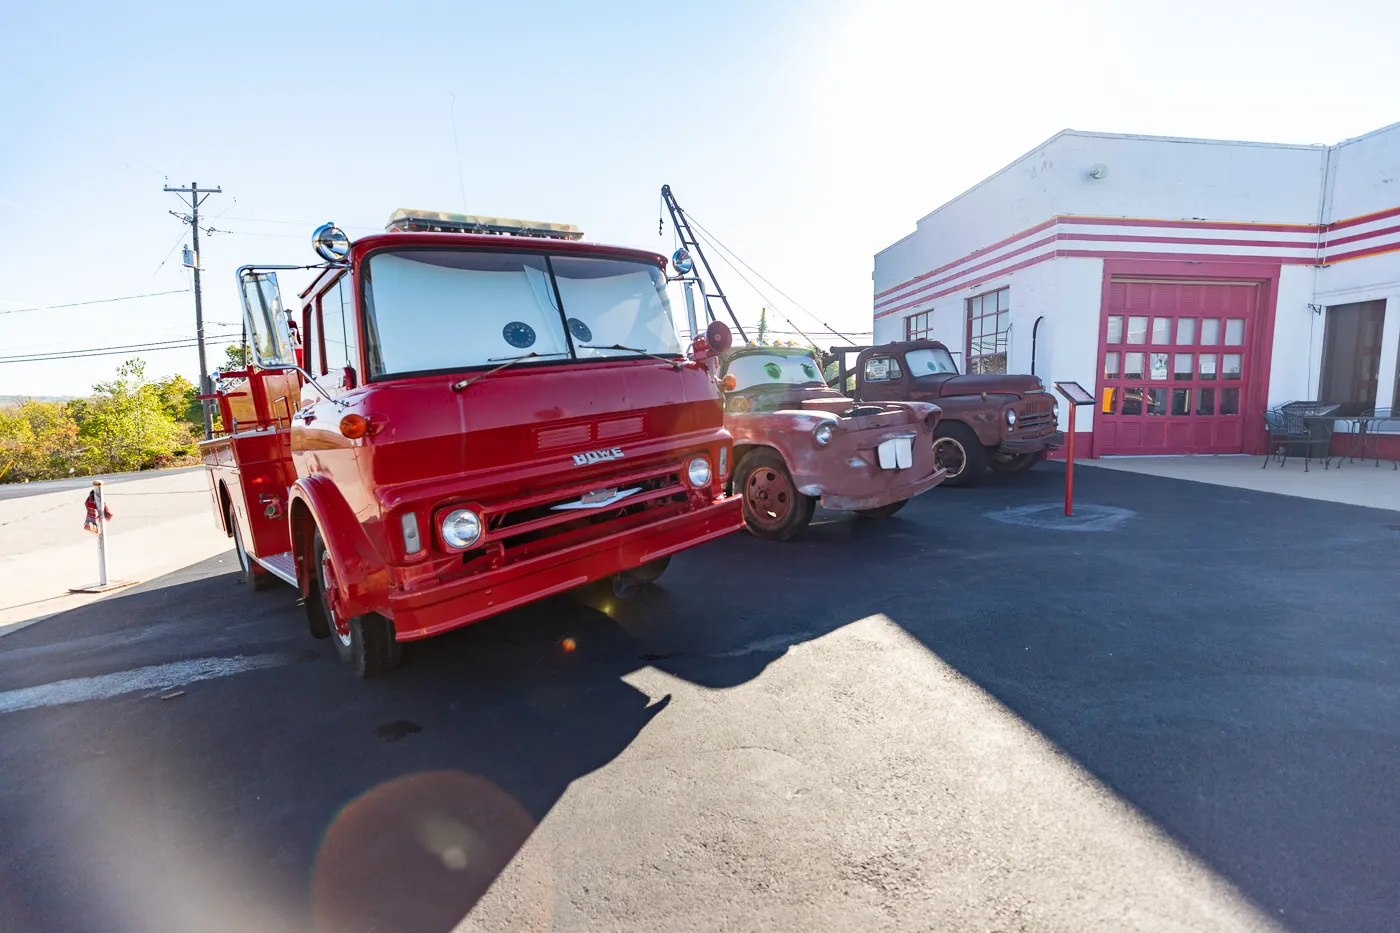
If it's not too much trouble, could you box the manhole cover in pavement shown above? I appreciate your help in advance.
[985,503,1137,532]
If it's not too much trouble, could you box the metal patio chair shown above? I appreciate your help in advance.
[1263,402,1338,471]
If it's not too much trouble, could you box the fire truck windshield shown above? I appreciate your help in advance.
[362,249,682,378]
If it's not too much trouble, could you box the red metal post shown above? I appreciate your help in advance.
[1064,403,1076,515]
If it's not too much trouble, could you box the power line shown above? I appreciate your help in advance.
[688,226,821,347]
[164,181,222,437]
[0,289,191,316]
[0,332,243,364]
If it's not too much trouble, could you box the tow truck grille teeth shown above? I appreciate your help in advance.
[1016,397,1056,431]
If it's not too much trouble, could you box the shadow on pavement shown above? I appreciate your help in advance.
[2,464,1398,931]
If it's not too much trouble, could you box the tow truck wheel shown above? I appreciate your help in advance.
[854,499,908,519]
[312,529,400,678]
[736,449,814,542]
[990,452,1042,473]
[932,422,987,488]
[232,512,277,591]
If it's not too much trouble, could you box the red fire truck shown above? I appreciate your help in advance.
[202,209,744,677]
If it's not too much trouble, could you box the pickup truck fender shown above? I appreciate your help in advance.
[287,474,391,618]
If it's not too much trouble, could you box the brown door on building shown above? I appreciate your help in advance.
[1096,279,1261,456]
[1318,300,1387,415]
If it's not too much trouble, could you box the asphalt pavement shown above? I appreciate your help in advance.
[2,464,1397,932]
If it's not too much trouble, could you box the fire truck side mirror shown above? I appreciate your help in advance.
[237,268,296,369]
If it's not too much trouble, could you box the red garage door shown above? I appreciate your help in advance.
[1095,279,1262,456]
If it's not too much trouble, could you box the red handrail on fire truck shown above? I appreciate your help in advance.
[202,210,744,677]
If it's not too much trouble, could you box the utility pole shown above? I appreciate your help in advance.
[164,181,222,438]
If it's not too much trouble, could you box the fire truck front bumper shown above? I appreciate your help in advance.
[388,495,743,641]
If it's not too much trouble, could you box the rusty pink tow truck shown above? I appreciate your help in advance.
[719,345,946,540]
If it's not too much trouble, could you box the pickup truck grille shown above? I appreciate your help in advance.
[1015,396,1057,434]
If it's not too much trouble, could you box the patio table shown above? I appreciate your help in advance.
[1308,411,1400,470]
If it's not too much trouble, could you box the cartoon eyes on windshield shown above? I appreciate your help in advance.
[801,363,817,379]
[926,361,937,372]
[763,362,782,379]
[567,318,592,342]
[503,321,537,349]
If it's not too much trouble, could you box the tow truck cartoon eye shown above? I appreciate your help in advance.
[763,362,782,379]
[572,446,625,466]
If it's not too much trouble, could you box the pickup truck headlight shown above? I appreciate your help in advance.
[813,422,835,447]
[441,508,483,549]
[687,456,711,488]
[1005,409,1018,428]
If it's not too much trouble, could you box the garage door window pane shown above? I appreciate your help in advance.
[1124,352,1145,379]
[1200,318,1221,344]
[1106,316,1123,343]
[1146,388,1168,415]
[1196,387,1215,415]
[1104,351,1120,378]
[1152,317,1171,344]
[1174,353,1193,380]
[1176,318,1196,345]
[1171,388,1191,416]
[1224,318,1245,345]
[1222,354,1242,379]
[1149,352,1169,380]
[1198,353,1218,379]
[1121,387,1144,415]
[1101,387,1118,413]
[1219,387,1240,415]
[1127,316,1148,344]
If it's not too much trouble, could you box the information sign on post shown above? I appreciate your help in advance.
[1052,381,1095,516]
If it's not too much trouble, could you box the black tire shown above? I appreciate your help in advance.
[854,499,908,519]
[736,449,815,542]
[312,529,400,677]
[611,556,671,599]
[232,512,277,591]
[989,452,1042,473]
[932,422,988,487]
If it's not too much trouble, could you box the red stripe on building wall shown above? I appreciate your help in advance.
[1062,231,1319,249]
[1323,221,1400,249]
[1058,248,1315,265]
[874,251,1058,319]
[875,234,1058,311]
[1058,215,1319,233]
[1323,241,1400,264]
[873,218,1056,300]
[1326,203,1400,231]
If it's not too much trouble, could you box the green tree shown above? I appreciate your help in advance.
[152,373,204,434]
[0,400,81,482]
[756,308,769,346]
[222,342,249,373]
[74,359,189,473]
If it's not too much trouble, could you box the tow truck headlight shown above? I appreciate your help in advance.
[813,422,835,447]
[687,456,712,488]
[441,508,482,549]
[1053,399,1060,419]
[1005,409,1018,428]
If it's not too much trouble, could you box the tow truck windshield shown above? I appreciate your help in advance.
[362,249,683,379]
[905,347,959,375]
[726,351,826,391]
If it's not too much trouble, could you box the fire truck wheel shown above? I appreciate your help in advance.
[311,530,400,676]
[233,514,277,591]
[931,422,987,487]
[736,449,815,542]
[854,499,908,519]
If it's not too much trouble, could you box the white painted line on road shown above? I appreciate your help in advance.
[0,653,293,714]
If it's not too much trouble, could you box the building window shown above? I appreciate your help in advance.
[905,310,933,341]
[966,287,1009,374]
[1319,300,1386,415]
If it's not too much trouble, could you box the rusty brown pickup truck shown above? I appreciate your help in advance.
[719,346,946,540]
[833,339,1063,487]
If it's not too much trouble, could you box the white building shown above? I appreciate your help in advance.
[871,122,1400,457]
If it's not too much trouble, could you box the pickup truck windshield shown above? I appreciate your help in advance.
[362,249,682,378]
[727,352,825,390]
[905,347,959,375]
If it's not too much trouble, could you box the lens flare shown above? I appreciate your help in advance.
[561,637,577,653]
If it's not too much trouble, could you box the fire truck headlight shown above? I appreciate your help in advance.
[718,445,729,479]
[686,456,711,488]
[401,512,423,556]
[813,422,835,447]
[441,509,482,549]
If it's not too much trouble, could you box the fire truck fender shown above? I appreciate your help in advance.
[287,475,391,618]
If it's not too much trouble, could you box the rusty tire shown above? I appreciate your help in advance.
[932,422,987,488]
[736,449,814,542]
[854,499,908,519]
[313,529,400,677]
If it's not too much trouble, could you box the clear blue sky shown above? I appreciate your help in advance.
[2,0,1397,396]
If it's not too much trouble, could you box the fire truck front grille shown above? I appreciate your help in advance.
[463,462,689,567]
[1015,396,1057,433]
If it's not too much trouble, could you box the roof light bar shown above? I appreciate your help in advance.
[385,208,584,240]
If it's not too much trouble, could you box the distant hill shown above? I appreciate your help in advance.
[0,395,77,407]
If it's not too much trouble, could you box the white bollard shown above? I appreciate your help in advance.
[70,480,136,595]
